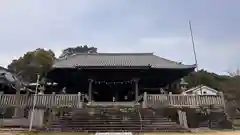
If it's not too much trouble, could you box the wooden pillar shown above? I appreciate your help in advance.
[115,88,119,102]
[0,91,3,104]
[88,79,93,102]
[134,78,139,102]
[169,92,173,105]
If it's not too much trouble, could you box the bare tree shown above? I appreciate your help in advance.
[227,68,240,77]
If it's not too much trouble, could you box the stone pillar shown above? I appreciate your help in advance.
[88,79,93,102]
[219,92,226,109]
[51,92,57,121]
[0,92,3,107]
[0,92,4,127]
[13,87,24,118]
[134,79,139,102]
[77,92,83,108]
[177,109,188,128]
[142,92,147,108]
[28,109,45,128]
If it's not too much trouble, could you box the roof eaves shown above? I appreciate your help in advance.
[153,55,180,64]
[152,54,197,69]
[151,64,196,69]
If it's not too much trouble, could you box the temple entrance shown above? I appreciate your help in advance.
[91,80,136,102]
[93,83,115,101]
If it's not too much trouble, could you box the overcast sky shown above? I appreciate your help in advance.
[0,0,239,74]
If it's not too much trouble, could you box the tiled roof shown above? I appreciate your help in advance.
[0,66,8,71]
[0,66,14,73]
[53,53,196,69]
[184,85,219,93]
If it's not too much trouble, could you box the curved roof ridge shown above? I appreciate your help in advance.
[56,52,154,62]
[70,52,153,55]
[95,52,153,55]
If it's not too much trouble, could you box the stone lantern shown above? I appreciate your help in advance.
[180,78,188,91]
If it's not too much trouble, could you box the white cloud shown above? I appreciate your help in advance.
[135,37,239,74]
[0,0,239,75]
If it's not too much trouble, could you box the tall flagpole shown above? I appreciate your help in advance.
[189,21,198,71]
[29,74,40,131]
[189,21,202,94]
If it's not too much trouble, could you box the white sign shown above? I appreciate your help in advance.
[95,132,133,135]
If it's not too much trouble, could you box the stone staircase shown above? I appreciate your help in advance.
[47,107,141,132]
[46,107,190,132]
[139,108,190,132]
[198,112,233,129]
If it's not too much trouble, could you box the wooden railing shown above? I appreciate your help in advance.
[0,93,83,108]
[146,93,225,108]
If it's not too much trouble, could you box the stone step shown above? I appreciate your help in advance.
[61,121,141,123]
[51,122,180,127]
[58,119,141,121]
[49,124,141,128]
[46,127,190,132]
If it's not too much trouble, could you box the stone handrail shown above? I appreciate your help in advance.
[146,93,225,108]
[0,93,225,108]
[137,108,143,131]
[0,93,83,108]
[86,102,136,107]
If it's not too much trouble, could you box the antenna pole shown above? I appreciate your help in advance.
[189,21,202,94]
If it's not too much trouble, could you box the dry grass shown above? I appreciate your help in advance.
[141,131,240,135]
[10,131,240,135]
